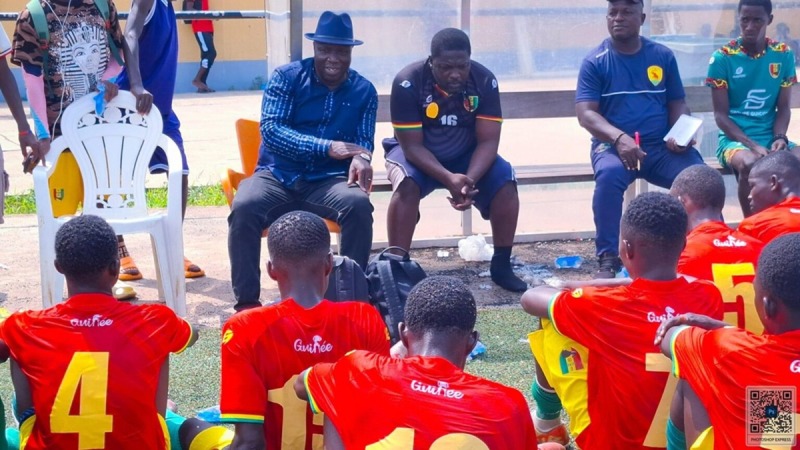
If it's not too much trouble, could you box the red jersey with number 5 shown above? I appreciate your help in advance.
[303,350,538,449]
[672,327,800,449]
[677,221,764,332]
[548,278,724,449]
[219,299,390,450]
[1,293,194,450]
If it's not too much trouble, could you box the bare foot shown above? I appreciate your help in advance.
[192,80,211,92]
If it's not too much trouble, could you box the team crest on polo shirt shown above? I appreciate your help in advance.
[647,65,663,86]
[770,63,781,79]
[571,288,583,298]
[222,329,234,344]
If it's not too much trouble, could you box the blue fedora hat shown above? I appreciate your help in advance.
[304,11,363,46]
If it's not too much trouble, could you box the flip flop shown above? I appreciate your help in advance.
[113,280,137,301]
[119,256,143,281]
[184,257,206,278]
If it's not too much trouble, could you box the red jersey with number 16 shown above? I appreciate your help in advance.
[548,278,724,449]
[303,350,538,449]
[1,293,194,450]
[220,299,390,450]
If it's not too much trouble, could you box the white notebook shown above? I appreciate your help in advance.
[663,114,703,147]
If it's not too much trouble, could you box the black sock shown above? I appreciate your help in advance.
[491,247,527,292]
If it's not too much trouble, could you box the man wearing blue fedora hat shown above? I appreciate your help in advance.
[228,11,378,311]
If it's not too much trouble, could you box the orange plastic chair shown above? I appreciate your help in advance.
[224,119,342,242]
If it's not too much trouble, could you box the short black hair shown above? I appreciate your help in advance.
[267,211,330,265]
[739,0,772,15]
[608,0,644,6]
[404,276,476,335]
[757,233,800,311]
[55,215,118,282]
[751,151,800,189]
[430,28,471,58]
[671,164,726,211]
[621,192,688,252]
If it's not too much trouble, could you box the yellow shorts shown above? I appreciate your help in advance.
[49,151,84,218]
[690,426,713,450]
[528,318,591,437]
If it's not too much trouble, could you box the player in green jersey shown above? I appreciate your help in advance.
[708,0,799,216]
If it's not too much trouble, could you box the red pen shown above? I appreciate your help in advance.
[634,131,641,171]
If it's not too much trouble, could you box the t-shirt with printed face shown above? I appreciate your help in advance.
[12,0,124,137]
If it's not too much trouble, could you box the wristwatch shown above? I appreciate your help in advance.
[358,153,372,163]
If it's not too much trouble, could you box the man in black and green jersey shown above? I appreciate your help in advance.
[708,0,799,216]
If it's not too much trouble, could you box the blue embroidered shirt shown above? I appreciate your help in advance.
[257,58,378,185]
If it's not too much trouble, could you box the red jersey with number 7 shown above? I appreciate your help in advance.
[0,293,194,450]
[672,326,800,449]
[219,299,390,450]
[677,221,764,332]
[548,277,724,449]
[303,350,538,449]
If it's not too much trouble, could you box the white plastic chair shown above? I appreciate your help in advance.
[34,91,186,316]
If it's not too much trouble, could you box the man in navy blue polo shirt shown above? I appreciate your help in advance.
[227,11,378,311]
[576,0,705,278]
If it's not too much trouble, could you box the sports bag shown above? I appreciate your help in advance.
[365,247,427,343]
[323,255,369,303]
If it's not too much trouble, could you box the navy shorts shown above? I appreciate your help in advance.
[149,110,189,175]
[384,143,515,219]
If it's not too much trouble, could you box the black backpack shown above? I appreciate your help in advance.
[365,247,427,343]
[324,255,370,303]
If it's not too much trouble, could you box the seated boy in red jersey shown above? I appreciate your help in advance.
[220,211,390,449]
[656,233,800,449]
[738,151,800,243]
[671,164,764,332]
[295,276,562,450]
[521,192,723,449]
[1,215,198,449]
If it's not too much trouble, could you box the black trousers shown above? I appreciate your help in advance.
[227,170,373,310]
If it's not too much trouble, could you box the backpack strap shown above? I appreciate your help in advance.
[376,260,404,342]
[93,0,124,66]
[27,0,50,68]
[26,0,54,96]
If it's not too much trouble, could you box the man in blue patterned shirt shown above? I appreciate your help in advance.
[227,11,377,311]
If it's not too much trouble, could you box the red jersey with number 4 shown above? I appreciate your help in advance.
[673,327,800,449]
[738,196,800,244]
[548,278,724,449]
[0,293,193,450]
[303,350,537,449]
[219,299,390,450]
[678,221,764,332]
